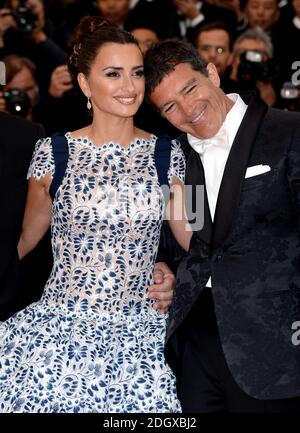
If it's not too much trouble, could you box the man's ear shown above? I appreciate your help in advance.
[206,62,221,87]
[77,72,90,98]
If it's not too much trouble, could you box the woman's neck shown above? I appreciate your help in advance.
[88,114,136,148]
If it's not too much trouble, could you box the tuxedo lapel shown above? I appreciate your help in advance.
[0,138,4,201]
[212,94,268,251]
[179,134,212,245]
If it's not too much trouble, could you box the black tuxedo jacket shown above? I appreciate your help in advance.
[167,94,300,400]
[0,112,49,321]
[163,0,237,42]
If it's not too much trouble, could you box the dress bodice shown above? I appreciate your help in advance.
[27,133,185,315]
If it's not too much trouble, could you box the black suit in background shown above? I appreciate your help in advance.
[161,0,237,42]
[166,93,300,412]
[0,112,52,321]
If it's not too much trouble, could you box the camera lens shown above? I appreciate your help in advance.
[3,88,31,117]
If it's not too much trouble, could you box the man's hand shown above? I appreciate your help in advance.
[49,65,73,98]
[149,262,176,315]
[0,8,16,47]
[173,0,201,20]
[0,91,7,112]
[0,8,16,36]
[256,80,277,107]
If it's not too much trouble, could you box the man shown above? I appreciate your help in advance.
[0,55,39,120]
[170,0,237,41]
[229,27,278,106]
[241,0,281,32]
[195,21,233,78]
[144,38,300,412]
[0,111,46,320]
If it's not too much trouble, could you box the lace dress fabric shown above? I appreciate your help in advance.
[0,133,185,413]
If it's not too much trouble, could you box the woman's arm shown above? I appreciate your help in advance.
[18,173,52,259]
[166,176,192,252]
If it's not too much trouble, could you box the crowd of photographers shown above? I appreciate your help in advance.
[0,0,300,135]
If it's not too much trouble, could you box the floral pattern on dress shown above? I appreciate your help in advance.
[0,133,185,413]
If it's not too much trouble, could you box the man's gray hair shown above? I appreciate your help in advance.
[233,27,274,58]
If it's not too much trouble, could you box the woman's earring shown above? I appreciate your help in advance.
[87,96,91,110]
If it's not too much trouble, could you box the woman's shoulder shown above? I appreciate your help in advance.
[134,127,154,142]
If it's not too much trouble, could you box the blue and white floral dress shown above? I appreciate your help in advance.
[0,133,185,413]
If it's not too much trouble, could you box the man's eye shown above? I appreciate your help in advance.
[185,85,196,94]
[162,104,175,115]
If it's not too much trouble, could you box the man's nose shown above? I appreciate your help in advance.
[180,101,194,117]
[256,6,265,17]
[208,47,218,60]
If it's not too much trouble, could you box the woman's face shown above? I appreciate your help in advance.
[79,43,145,119]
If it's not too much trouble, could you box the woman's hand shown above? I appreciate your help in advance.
[148,262,176,314]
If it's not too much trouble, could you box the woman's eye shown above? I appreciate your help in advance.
[106,71,120,78]
[133,69,144,77]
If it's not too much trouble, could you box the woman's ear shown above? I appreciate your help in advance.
[206,62,221,88]
[77,72,90,97]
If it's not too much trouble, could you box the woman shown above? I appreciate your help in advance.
[0,16,185,413]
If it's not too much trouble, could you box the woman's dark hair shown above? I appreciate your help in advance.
[68,16,139,78]
[144,38,208,97]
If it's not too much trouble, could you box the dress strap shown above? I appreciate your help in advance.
[49,132,69,199]
[154,135,172,203]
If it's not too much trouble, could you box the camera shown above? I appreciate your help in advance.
[3,88,31,117]
[12,1,37,34]
[237,50,278,86]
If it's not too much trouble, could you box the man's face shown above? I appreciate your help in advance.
[196,29,232,77]
[149,62,232,139]
[6,66,39,106]
[96,0,130,25]
[131,28,159,56]
[245,0,279,31]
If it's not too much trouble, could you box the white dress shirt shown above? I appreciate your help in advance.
[187,93,247,287]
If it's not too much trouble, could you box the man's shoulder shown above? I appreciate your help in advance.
[262,107,300,131]
[0,112,44,133]
[0,112,46,149]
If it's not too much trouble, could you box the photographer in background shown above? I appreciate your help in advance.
[0,54,90,133]
[228,27,279,106]
[0,0,66,94]
[0,54,38,120]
